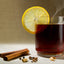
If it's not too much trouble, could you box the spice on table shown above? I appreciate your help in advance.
[33,57,35,59]
[0,48,29,58]
[31,57,38,62]
[29,56,33,60]
[3,48,29,61]
[32,58,37,62]
[23,56,25,59]
[49,57,56,61]
[22,58,28,62]
[34,57,38,61]
[19,57,22,60]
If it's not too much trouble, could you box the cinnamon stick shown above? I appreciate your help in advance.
[0,49,29,58]
[3,48,29,61]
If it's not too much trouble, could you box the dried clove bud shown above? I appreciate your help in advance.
[34,57,38,61]
[32,59,37,62]
[32,57,38,62]
[29,56,33,60]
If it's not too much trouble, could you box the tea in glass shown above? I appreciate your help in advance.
[36,24,64,56]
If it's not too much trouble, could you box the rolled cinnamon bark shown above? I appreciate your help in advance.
[0,49,29,58]
[0,53,12,58]
[3,48,29,61]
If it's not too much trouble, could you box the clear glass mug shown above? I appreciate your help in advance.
[35,16,64,57]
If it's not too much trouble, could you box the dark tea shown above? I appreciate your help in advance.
[36,24,64,56]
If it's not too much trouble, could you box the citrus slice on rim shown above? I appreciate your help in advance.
[22,6,50,34]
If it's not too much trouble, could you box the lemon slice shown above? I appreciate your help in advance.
[22,6,50,34]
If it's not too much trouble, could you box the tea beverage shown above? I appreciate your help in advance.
[36,24,64,56]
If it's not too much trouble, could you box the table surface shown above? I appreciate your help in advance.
[0,44,64,64]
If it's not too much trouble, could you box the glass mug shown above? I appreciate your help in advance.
[35,16,64,57]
